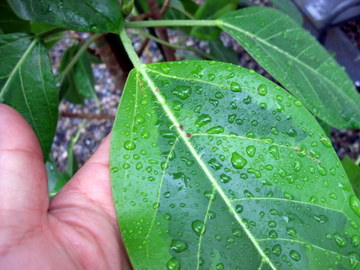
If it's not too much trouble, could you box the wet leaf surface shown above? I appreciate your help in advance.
[111,61,360,269]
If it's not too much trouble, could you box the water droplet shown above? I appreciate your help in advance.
[235,205,243,213]
[268,221,277,228]
[351,235,360,247]
[269,146,280,160]
[269,230,278,238]
[272,244,282,256]
[141,131,150,139]
[153,202,160,209]
[135,115,145,124]
[246,145,256,157]
[314,214,327,223]
[192,220,206,236]
[110,167,119,173]
[206,126,224,134]
[334,233,347,247]
[172,86,192,100]
[220,173,232,183]
[230,81,242,92]
[320,137,332,148]
[232,228,242,238]
[286,128,297,137]
[290,250,301,261]
[231,152,247,169]
[287,227,296,237]
[195,114,212,127]
[166,257,180,270]
[163,191,171,198]
[228,114,237,123]
[257,84,268,96]
[208,158,223,170]
[216,263,224,270]
[349,195,360,217]
[170,240,188,253]
[124,140,136,150]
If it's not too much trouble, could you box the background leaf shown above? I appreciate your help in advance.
[59,45,97,104]
[342,157,360,199]
[0,0,30,33]
[111,61,360,269]
[46,159,70,198]
[209,38,238,64]
[7,0,123,33]
[218,7,360,129]
[268,0,303,25]
[0,33,58,158]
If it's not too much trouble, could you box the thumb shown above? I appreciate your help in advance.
[0,104,49,227]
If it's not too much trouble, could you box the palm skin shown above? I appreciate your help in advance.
[0,104,131,269]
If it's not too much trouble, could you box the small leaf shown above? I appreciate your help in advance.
[46,159,70,198]
[7,0,123,33]
[59,45,97,104]
[0,33,58,158]
[0,0,30,33]
[342,157,360,198]
[218,7,360,129]
[209,38,238,64]
[111,61,360,269]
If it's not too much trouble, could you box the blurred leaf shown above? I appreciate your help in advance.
[191,0,238,40]
[269,0,303,25]
[209,38,238,64]
[0,0,30,33]
[46,159,70,198]
[342,156,360,198]
[219,7,360,129]
[317,118,331,137]
[59,45,97,104]
[122,0,135,16]
[7,0,123,33]
[0,33,58,158]
[111,60,360,269]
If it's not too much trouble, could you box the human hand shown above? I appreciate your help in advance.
[0,104,131,269]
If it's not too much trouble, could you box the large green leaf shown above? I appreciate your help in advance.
[218,7,360,129]
[7,0,123,33]
[0,0,30,33]
[0,33,58,158]
[111,61,360,269]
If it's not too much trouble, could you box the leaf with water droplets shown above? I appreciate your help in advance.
[218,7,360,129]
[111,61,360,269]
[6,0,123,33]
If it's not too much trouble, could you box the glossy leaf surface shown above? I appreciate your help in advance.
[7,0,123,33]
[342,157,360,199]
[0,33,58,157]
[111,61,360,269]
[218,7,360,129]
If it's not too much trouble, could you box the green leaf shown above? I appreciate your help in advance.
[342,157,360,199]
[7,0,123,33]
[269,0,303,25]
[111,61,360,269]
[59,45,97,104]
[191,0,238,40]
[209,38,238,64]
[46,159,70,198]
[0,33,58,158]
[218,7,360,129]
[0,0,30,33]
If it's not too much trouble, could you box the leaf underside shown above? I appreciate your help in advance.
[111,61,360,269]
[0,33,58,158]
[218,7,360,129]
[6,0,122,33]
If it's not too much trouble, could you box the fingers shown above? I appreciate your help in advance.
[52,135,116,222]
[0,104,48,220]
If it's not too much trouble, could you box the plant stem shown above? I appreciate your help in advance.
[356,156,360,166]
[119,28,143,68]
[137,29,215,60]
[60,33,102,81]
[125,19,218,28]
[38,28,65,39]
[61,112,115,120]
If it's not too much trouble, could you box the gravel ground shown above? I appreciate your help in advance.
[50,5,360,172]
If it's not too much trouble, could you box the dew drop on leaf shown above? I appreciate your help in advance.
[170,240,188,253]
[110,167,119,173]
[352,235,360,247]
[232,228,242,238]
[290,250,301,261]
[257,84,268,96]
[195,114,212,127]
[272,244,282,256]
[246,145,256,157]
[231,152,248,169]
[172,86,192,100]
[166,257,180,270]
[216,263,224,270]
[206,126,225,134]
[349,195,360,217]
[334,233,347,247]
[192,220,206,236]
[124,140,136,150]
[268,146,280,160]
[235,204,243,213]
[230,81,242,92]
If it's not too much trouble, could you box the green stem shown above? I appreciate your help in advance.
[60,33,102,81]
[125,19,218,28]
[119,28,143,68]
[137,29,214,60]
[356,156,360,166]
[38,28,65,39]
